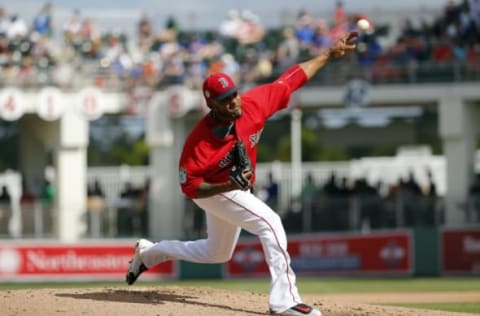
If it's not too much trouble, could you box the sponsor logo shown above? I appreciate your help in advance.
[379,241,405,267]
[233,247,264,271]
[0,248,22,274]
[464,236,480,253]
[25,250,130,272]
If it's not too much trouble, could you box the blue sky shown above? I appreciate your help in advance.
[5,0,447,39]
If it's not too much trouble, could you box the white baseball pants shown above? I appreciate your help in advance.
[139,189,302,312]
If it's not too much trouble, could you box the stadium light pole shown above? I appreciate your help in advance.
[291,108,302,198]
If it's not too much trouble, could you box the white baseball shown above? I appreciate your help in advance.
[357,18,370,32]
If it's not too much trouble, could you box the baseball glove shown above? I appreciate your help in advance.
[229,140,253,190]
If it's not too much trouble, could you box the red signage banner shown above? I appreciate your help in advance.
[0,242,176,281]
[226,231,412,277]
[442,227,480,275]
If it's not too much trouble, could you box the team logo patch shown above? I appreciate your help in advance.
[179,168,187,184]
[218,77,229,88]
[249,128,264,148]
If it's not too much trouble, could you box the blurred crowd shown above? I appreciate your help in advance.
[0,0,479,93]
[282,169,440,233]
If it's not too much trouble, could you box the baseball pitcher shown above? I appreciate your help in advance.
[126,32,358,316]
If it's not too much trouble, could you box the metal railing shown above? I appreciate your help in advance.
[1,58,479,92]
[281,194,446,234]
[0,201,55,238]
[2,193,477,239]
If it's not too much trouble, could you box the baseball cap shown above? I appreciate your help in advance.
[202,73,237,101]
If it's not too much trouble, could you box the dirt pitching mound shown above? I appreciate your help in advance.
[2,286,479,316]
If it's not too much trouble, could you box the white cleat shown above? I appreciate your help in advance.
[271,304,322,316]
[125,238,153,285]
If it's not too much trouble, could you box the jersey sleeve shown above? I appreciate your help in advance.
[178,138,206,199]
[275,64,308,93]
[243,64,307,119]
[178,162,204,199]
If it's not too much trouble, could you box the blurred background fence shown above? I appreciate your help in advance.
[1,159,480,239]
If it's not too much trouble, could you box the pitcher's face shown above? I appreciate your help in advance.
[209,92,242,122]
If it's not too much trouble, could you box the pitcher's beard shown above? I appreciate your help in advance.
[212,109,242,122]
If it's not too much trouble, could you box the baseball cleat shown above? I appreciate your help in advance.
[125,238,153,285]
[270,303,322,316]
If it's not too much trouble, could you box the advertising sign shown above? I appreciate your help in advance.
[226,231,412,277]
[0,242,176,281]
[442,227,480,275]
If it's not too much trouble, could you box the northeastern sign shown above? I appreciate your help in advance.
[226,231,413,277]
[0,242,176,281]
[442,227,480,275]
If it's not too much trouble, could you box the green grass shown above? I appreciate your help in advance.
[2,277,479,294]
[161,277,480,294]
[389,302,480,315]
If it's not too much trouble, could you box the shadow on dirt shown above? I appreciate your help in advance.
[56,289,267,315]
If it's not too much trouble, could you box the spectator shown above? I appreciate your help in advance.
[309,19,333,57]
[294,9,316,51]
[245,51,273,83]
[33,2,53,38]
[87,179,106,236]
[88,179,105,198]
[62,9,82,45]
[469,0,480,27]
[6,14,28,40]
[323,172,341,196]
[137,13,154,53]
[218,9,242,39]
[301,173,318,212]
[263,172,279,211]
[41,178,55,204]
[116,182,137,236]
[0,6,9,35]
[334,1,346,26]
[405,171,423,195]
[424,169,438,225]
[165,15,180,34]
[78,18,102,58]
[136,178,150,236]
[276,26,300,72]
[236,10,265,46]
[299,173,318,231]
[158,30,186,85]
[220,53,241,81]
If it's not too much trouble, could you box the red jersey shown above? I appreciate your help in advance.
[179,65,307,198]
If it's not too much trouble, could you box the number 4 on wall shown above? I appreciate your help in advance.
[0,89,25,121]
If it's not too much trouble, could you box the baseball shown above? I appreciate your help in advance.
[357,18,370,32]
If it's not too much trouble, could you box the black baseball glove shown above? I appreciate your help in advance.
[229,140,253,190]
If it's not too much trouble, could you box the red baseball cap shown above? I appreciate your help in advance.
[202,73,237,101]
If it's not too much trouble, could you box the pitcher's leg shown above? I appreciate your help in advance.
[217,190,302,312]
[140,207,241,267]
